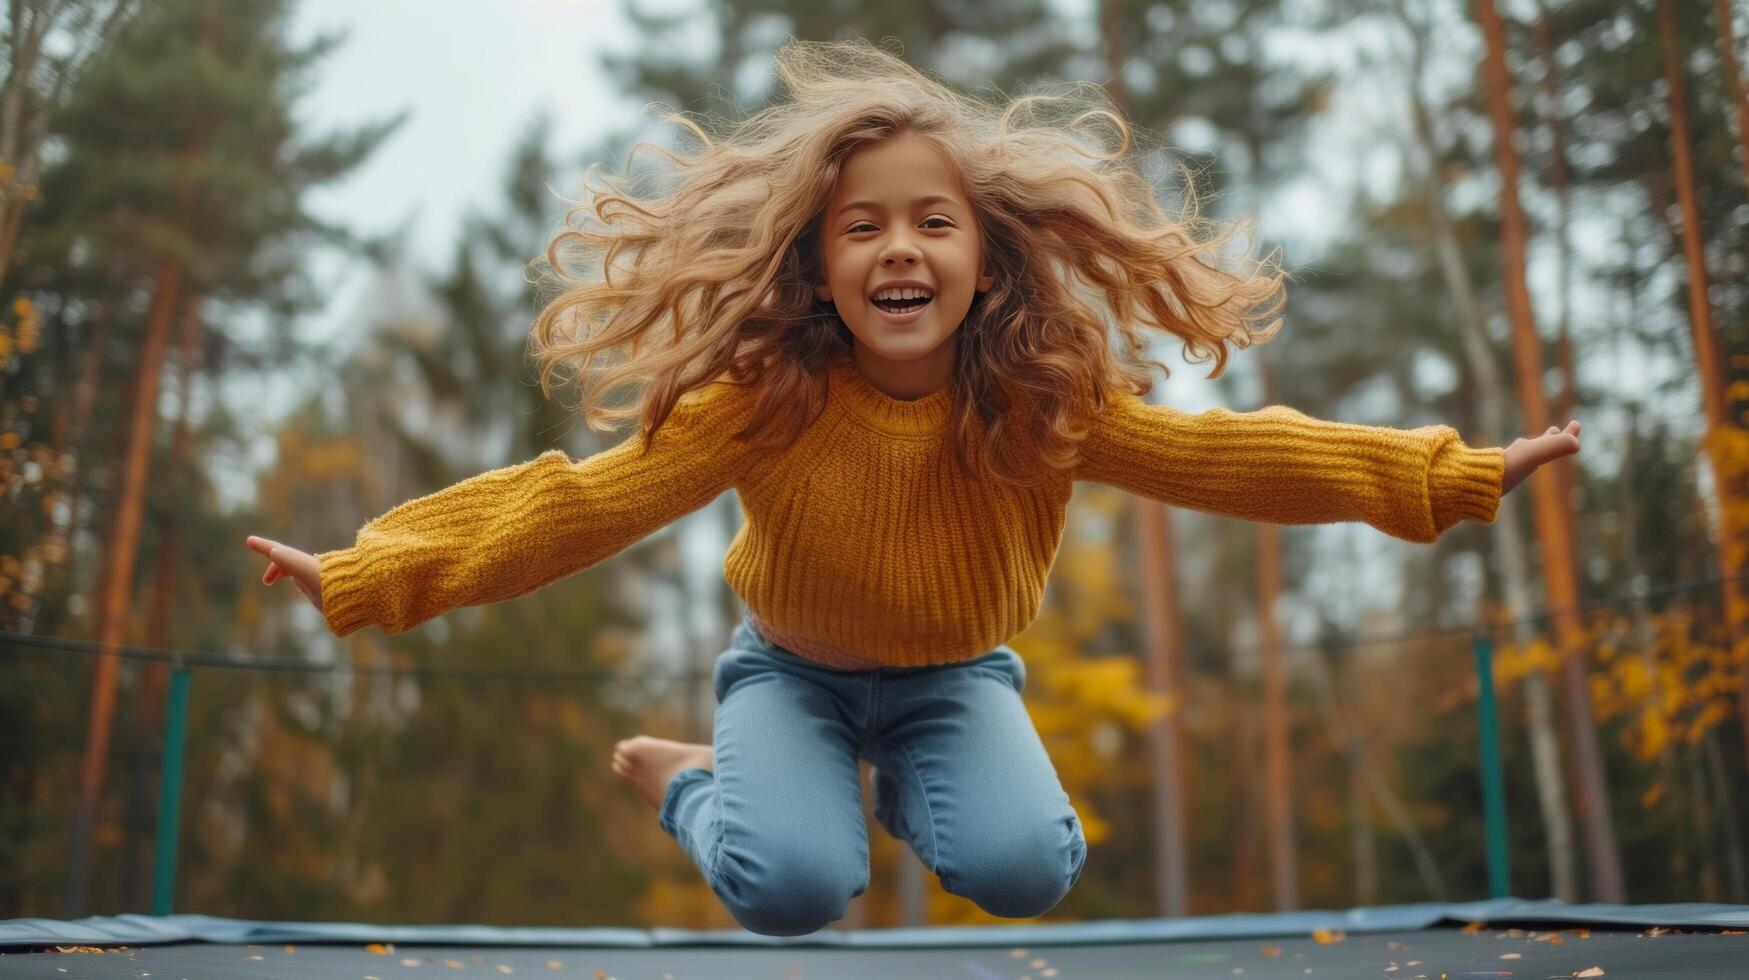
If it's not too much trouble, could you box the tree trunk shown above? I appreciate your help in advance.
[1137,498,1188,916]
[1658,0,1749,773]
[1686,743,1720,902]
[1533,2,1588,596]
[1475,0,1625,902]
[1100,0,1127,112]
[126,297,200,909]
[1258,355,1295,911]
[0,0,133,297]
[1230,688,1261,909]
[1716,0,1749,199]
[1303,640,1446,900]
[1702,728,1748,902]
[66,259,184,916]
[0,0,50,296]
[1347,761,1376,906]
[1099,0,1190,916]
[1398,0,1579,901]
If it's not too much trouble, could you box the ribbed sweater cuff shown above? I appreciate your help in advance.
[318,546,376,638]
[1429,440,1505,533]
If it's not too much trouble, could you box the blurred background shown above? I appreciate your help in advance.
[2,0,1746,930]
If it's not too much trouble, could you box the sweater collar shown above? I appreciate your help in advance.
[828,358,954,436]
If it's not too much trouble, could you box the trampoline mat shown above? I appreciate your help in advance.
[2,927,1747,979]
[5,901,1748,979]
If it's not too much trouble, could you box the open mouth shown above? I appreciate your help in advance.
[870,286,934,316]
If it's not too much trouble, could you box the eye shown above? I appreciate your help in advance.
[847,222,878,234]
[921,216,953,229]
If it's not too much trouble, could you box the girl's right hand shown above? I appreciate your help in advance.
[245,535,323,613]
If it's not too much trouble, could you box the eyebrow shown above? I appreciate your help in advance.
[837,194,961,217]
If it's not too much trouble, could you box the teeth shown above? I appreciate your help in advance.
[874,286,933,301]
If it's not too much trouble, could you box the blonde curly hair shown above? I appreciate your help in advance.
[529,39,1286,486]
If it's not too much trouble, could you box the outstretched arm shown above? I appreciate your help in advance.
[248,381,757,638]
[1073,394,1514,544]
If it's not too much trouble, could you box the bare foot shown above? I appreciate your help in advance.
[611,735,714,809]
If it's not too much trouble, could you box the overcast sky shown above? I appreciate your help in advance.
[287,0,644,327]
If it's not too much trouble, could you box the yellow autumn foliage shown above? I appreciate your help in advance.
[1495,599,1741,771]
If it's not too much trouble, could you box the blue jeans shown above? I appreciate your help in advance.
[658,612,1087,936]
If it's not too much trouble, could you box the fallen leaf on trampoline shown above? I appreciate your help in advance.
[52,946,104,954]
[443,959,464,969]
[1461,922,1485,934]
[366,943,394,955]
[1572,969,1604,977]
[1312,929,1345,944]
[1260,946,1282,958]
[546,962,563,970]
[1499,952,1521,959]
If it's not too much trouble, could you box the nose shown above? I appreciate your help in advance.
[879,233,921,267]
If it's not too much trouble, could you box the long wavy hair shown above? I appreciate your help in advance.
[529,39,1286,486]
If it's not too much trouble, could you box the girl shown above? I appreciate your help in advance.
[247,41,1580,935]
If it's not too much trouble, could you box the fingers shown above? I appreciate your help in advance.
[251,536,280,585]
[250,536,290,583]
[248,535,321,612]
[249,536,317,577]
[1537,421,1582,456]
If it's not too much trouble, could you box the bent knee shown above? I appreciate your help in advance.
[713,849,867,936]
[946,819,1087,919]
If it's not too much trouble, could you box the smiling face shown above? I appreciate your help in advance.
[815,131,994,400]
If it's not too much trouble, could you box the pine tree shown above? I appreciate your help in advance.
[41,0,394,913]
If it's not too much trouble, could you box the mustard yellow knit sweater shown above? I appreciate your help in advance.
[318,358,1503,668]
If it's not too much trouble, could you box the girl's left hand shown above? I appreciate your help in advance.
[1502,420,1580,495]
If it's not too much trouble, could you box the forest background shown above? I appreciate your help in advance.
[2,0,1748,928]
